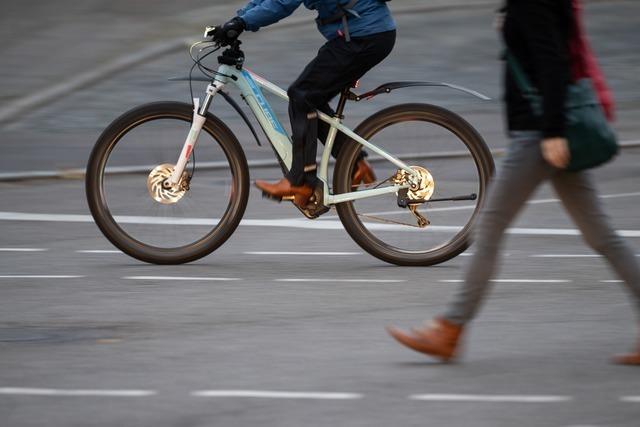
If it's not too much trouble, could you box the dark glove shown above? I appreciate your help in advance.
[216,17,246,45]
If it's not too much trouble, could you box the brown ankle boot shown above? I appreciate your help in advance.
[352,159,376,187]
[255,177,313,208]
[613,335,640,365]
[387,317,464,362]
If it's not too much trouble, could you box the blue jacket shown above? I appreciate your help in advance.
[237,0,396,40]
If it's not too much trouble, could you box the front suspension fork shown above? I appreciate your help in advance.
[168,81,224,185]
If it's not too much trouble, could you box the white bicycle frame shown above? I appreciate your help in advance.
[168,63,418,206]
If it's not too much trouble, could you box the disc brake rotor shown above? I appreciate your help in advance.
[147,163,189,205]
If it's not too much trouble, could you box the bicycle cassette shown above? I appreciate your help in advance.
[392,166,435,203]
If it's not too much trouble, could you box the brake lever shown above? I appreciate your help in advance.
[204,26,218,38]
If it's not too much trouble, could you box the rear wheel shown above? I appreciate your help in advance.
[334,103,494,266]
[86,102,249,264]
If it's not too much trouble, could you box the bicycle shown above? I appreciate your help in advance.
[86,27,495,266]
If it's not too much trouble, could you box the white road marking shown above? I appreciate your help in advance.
[336,191,640,219]
[601,280,623,283]
[191,390,362,400]
[1,211,640,237]
[439,279,571,283]
[531,254,640,258]
[244,251,361,256]
[409,394,572,403]
[530,254,602,258]
[0,275,84,279]
[621,396,640,402]
[0,387,156,397]
[0,248,48,252]
[275,278,406,283]
[123,276,241,282]
[76,250,122,254]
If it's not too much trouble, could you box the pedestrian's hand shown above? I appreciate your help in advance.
[541,137,570,169]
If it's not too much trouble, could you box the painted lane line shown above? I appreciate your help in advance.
[0,275,84,279]
[275,278,406,283]
[439,279,571,283]
[409,394,572,403]
[531,254,640,258]
[530,254,602,258]
[601,280,623,283]
[77,250,122,254]
[123,276,241,282]
[331,191,640,219]
[244,251,361,256]
[2,212,640,237]
[0,248,48,252]
[191,390,362,400]
[621,396,640,402]
[0,387,156,397]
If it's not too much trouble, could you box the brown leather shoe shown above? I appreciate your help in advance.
[613,336,640,365]
[352,159,376,187]
[387,317,464,362]
[255,177,313,208]
[613,352,640,365]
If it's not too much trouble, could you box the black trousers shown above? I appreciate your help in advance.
[285,30,396,187]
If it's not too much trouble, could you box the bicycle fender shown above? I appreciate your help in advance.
[354,81,491,101]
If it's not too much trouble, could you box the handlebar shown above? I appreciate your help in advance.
[203,25,242,47]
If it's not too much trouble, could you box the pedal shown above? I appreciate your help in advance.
[261,191,283,203]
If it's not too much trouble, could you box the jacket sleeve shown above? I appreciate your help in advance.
[237,0,305,32]
[512,0,571,138]
[237,0,263,16]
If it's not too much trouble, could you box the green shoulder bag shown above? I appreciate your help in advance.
[506,52,619,172]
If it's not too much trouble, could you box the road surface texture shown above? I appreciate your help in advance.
[1,1,639,426]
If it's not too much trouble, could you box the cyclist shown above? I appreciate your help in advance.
[216,0,396,207]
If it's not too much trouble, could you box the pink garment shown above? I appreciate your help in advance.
[569,0,615,121]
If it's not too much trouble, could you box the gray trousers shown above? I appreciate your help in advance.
[444,131,640,324]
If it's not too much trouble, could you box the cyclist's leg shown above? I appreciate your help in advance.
[286,31,396,187]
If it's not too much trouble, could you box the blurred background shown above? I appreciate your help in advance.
[1,1,639,426]
[2,0,638,175]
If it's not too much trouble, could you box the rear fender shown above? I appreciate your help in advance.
[351,81,491,102]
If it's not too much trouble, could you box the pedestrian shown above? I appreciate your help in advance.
[387,0,640,365]
[216,0,397,208]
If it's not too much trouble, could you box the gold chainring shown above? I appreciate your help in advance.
[147,163,190,205]
[392,166,435,202]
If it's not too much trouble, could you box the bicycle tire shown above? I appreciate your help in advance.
[333,103,494,266]
[86,102,249,264]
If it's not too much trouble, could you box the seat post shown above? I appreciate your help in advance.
[334,87,351,119]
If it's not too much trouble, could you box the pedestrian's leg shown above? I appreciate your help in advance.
[551,171,640,314]
[443,134,554,324]
[388,133,555,360]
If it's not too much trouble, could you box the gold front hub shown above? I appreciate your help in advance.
[147,163,189,205]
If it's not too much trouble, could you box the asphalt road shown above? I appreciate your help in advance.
[1,1,640,426]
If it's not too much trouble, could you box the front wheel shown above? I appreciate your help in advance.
[334,103,494,266]
[86,102,249,264]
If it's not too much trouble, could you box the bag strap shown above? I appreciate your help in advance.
[316,0,360,41]
[505,50,543,116]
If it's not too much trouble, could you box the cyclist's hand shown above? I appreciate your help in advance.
[216,17,246,45]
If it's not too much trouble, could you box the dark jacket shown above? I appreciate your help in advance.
[237,0,396,40]
[503,0,572,138]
